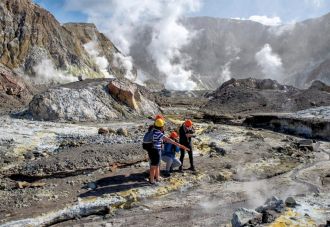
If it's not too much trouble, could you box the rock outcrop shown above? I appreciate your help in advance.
[108,79,158,114]
[244,106,330,141]
[0,64,33,113]
[309,80,330,93]
[0,0,128,80]
[231,208,262,227]
[28,79,160,122]
[204,78,330,115]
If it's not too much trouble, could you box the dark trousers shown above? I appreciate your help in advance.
[180,145,194,168]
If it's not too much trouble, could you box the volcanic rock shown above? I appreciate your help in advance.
[204,78,330,116]
[231,208,262,227]
[0,0,126,79]
[28,79,160,121]
[98,128,109,135]
[116,128,129,137]
[285,196,298,208]
[255,196,284,214]
[108,79,141,110]
[0,64,33,113]
[244,107,330,141]
[309,80,330,93]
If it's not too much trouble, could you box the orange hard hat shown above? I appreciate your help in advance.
[169,131,179,139]
[184,119,193,127]
[155,114,165,120]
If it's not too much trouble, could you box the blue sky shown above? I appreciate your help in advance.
[34,0,330,24]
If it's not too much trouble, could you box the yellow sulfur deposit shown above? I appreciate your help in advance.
[269,209,317,227]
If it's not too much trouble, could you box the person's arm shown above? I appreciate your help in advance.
[185,126,196,138]
[163,137,190,151]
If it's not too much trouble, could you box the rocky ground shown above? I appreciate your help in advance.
[0,112,330,226]
[204,78,330,117]
[0,78,330,226]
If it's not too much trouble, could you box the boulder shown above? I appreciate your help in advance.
[116,128,129,137]
[28,79,160,122]
[231,208,262,227]
[285,197,298,208]
[98,127,109,135]
[255,196,284,214]
[108,79,141,110]
[298,139,320,152]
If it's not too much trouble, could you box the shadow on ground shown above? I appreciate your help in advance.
[79,172,150,198]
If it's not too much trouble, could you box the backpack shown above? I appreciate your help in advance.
[142,129,154,151]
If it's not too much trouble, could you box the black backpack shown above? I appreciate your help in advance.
[142,129,154,151]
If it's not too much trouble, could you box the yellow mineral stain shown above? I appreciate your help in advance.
[117,189,138,203]
[270,209,317,227]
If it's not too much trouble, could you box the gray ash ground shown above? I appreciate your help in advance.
[1,79,330,226]
[1,114,330,226]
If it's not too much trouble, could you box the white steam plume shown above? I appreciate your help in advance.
[217,62,232,84]
[83,40,112,78]
[233,15,282,27]
[249,15,282,26]
[64,0,201,90]
[113,53,136,81]
[269,22,296,36]
[32,58,77,84]
[255,44,284,82]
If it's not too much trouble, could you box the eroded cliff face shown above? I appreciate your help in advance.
[0,0,131,80]
[0,63,33,113]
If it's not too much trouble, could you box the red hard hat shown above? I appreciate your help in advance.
[169,131,179,139]
[184,119,193,127]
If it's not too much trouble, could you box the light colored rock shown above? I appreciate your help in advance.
[231,208,262,227]
[108,79,141,110]
[28,79,160,122]
[108,79,160,116]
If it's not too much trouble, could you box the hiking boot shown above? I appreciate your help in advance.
[188,166,196,171]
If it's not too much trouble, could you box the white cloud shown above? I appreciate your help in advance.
[83,40,112,78]
[255,44,284,82]
[248,15,282,26]
[64,0,202,90]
